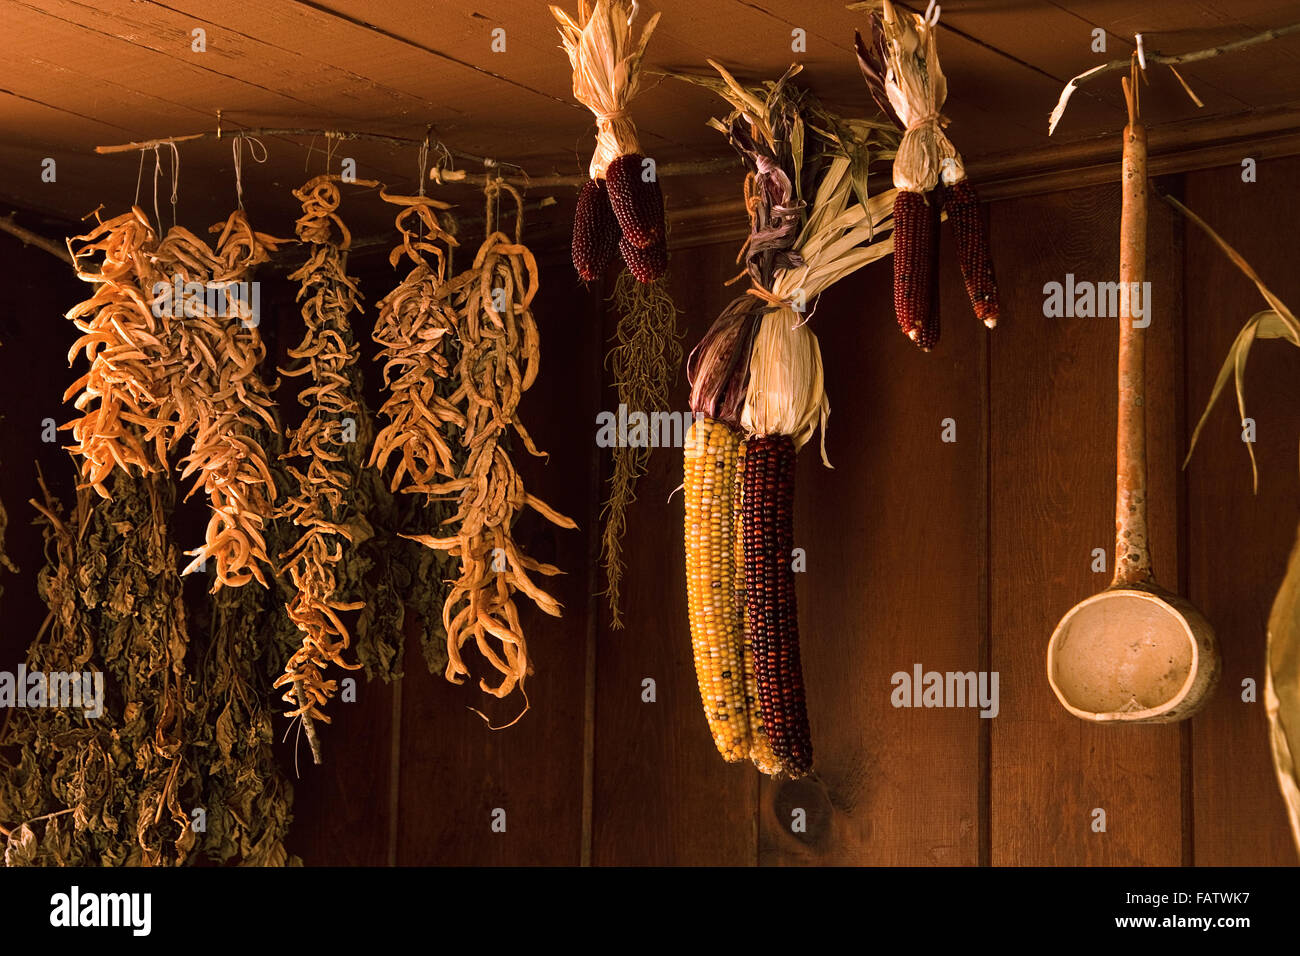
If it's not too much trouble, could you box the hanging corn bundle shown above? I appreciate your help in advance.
[401,181,576,706]
[856,0,1000,347]
[552,0,667,283]
[677,63,898,777]
[273,174,379,757]
[552,0,682,625]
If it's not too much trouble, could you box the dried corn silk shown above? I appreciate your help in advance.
[274,174,377,730]
[404,181,576,703]
[601,272,682,627]
[150,211,286,590]
[63,207,170,495]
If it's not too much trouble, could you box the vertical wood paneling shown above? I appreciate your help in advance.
[391,249,594,865]
[989,184,1185,865]
[1183,159,1299,866]
[756,234,984,865]
[591,244,759,866]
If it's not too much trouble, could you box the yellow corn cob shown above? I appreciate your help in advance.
[734,440,785,776]
[684,416,749,761]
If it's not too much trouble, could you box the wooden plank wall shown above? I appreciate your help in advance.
[1,157,1296,867]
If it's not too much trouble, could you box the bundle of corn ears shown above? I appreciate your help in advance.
[681,64,898,778]
[274,174,378,748]
[553,0,668,282]
[400,182,577,705]
[857,0,999,347]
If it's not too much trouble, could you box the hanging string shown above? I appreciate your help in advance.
[134,148,146,208]
[167,141,180,231]
[152,146,162,232]
[417,135,429,198]
[231,134,269,209]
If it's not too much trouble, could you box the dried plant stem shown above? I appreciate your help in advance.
[601,271,682,627]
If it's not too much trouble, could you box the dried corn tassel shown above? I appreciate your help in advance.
[601,271,682,628]
[399,180,576,705]
[274,175,378,743]
[552,0,667,282]
[683,417,749,761]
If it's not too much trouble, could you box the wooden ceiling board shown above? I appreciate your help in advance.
[0,0,1298,243]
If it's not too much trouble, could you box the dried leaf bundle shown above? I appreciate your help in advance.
[0,472,298,866]
[274,174,377,733]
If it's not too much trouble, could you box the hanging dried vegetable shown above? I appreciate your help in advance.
[273,174,378,748]
[397,181,577,705]
[678,64,898,777]
[63,208,167,492]
[857,1,1000,346]
[553,0,667,283]
[64,206,286,590]
[0,470,295,866]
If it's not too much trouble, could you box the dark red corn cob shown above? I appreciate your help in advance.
[892,188,941,351]
[742,434,813,777]
[619,235,667,284]
[605,152,665,249]
[945,178,1000,328]
[572,178,621,282]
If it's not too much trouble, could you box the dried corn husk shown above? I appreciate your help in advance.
[875,0,963,190]
[551,0,659,179]
[742,157,897,459]
[1174,193,1300,855]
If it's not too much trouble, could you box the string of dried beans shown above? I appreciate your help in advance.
[398,181,577,704]
[274,174,377,733]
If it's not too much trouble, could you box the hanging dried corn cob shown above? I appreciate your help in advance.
[273,174,379,753]
[679,63,899,778]
[858,1,1000,344]
[552,0,667,282]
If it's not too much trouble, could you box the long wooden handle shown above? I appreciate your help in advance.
[1113,119,1152,587]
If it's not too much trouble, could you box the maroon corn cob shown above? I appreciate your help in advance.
[945,178,1000,328]
[619,235,667,284]
[572,178,621,282]
[741,433,812,777]
[892,187,941,351]
[605,152,665,249]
